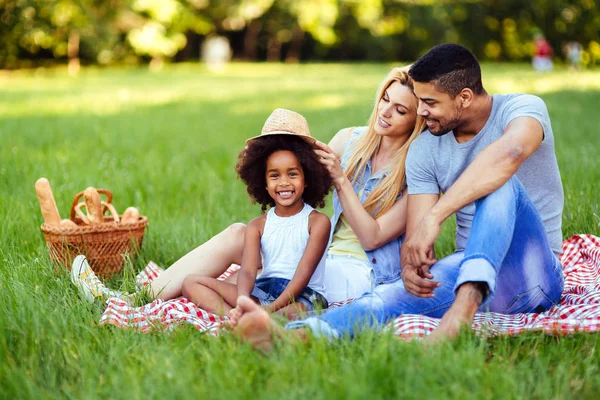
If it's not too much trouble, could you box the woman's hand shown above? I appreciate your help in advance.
[315,140,346,189]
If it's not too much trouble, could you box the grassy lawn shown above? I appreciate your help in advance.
[1,62,600,399]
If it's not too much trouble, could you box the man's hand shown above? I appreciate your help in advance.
[402,212,440,268]
[401,263,440,297]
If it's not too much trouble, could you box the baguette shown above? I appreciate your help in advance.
[35,178,61,225]
[121,207,140,224]
[83,187,103,224]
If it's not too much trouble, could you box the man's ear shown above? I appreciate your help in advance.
[459,88,474,108]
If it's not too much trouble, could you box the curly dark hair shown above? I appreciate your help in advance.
[235,135,333,213]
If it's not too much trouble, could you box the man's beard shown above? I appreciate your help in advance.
[426,111,462,136]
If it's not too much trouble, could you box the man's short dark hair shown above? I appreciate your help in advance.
[409,43,484,97]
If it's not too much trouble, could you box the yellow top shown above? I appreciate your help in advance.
[328,214,369,261]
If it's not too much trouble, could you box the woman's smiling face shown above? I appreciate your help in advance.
[374,81,418,140]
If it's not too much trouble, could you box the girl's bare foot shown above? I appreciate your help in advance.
[233,296,279,352]
[228,306,242,328]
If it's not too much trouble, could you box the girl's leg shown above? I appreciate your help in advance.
[151,223,247,300]
[181,275,239,315]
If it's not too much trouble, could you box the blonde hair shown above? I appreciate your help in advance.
[344,67,426,218]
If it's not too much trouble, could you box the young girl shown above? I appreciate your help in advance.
[181,108,333,319]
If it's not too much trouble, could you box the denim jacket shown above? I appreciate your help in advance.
[328,127,403,285]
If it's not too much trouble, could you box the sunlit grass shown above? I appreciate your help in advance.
[1,62,600,399]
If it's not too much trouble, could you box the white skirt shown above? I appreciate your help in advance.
[323,254,375,303]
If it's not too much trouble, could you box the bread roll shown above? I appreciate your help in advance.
[121,207,140,224]
[83,187,103,224]
[60,219,78,227]
[35,178,61,225]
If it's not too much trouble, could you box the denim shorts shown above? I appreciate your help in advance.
[251,277,328,312]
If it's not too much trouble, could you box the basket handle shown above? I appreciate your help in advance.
[73,203,91,224]
[70,189,113,220]
[102,201,120,223]
[74,200,120,224]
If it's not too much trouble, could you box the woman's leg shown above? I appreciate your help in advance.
[151,223,247,300]
[181,275,239,315]
[71,223,248,303]
[322,255,373,303]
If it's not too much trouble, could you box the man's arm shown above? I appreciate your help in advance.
[428,116,543,225]
[405,116,544,269]
[400,193,440,297]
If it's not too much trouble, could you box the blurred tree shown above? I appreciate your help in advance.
[1,0,600,67]
[0,0,125,70]
[126,0,213,68]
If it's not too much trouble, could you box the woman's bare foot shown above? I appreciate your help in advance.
[233,296,280,352]
[423,282,483,345]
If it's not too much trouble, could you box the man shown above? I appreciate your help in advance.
[231,44,565,347]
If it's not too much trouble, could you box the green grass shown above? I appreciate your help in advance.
[1,62,600,399]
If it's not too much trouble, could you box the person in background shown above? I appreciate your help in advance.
[533,33,554,72]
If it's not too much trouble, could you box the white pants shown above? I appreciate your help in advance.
[323,254,375,303]
[532,56,553,72]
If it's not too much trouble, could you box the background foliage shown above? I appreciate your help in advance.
[1,0,599,68]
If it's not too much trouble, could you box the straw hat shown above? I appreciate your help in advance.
[246,108,317,147]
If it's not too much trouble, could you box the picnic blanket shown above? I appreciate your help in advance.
[99,234,600,339]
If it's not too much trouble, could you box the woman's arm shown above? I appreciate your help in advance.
[236,217,263,298]
[264,212,331,313]
[315,141,407,251]
[327,127,353,158]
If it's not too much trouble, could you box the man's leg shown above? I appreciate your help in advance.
[285,253,464,339]
[233,253,461,350]
[428,177,564,342]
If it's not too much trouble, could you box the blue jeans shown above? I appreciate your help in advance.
[286,177,565,338]
[251,277,328,312]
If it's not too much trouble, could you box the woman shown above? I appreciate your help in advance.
[71,67,425,304]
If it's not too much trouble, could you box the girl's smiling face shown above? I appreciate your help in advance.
[265,150,306,216]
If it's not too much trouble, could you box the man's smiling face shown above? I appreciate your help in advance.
[413,81,464,136]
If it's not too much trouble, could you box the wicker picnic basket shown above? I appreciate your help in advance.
[40,189,148,278]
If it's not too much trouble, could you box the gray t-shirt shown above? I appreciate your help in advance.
[406,93,564,254]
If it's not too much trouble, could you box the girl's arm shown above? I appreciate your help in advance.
[236,217,263,298]
[315,140,407,251]
[264,212,331,313]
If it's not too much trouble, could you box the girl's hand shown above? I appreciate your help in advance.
[315,141,346,189]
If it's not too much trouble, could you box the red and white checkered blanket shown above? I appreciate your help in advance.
[99,234,600,339]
